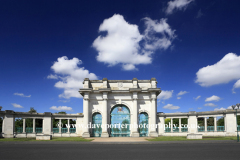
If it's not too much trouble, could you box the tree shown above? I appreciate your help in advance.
[207,117,214,126]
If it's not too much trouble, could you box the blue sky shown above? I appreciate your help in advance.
[0,0,240,114]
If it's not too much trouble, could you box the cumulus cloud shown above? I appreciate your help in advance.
[194,95,201,100]
[11,103,23,108]
[92,14,176,70]
[158,90,173,100]
[195,53,240,87]
[48,56,98,99]
[165,0,194,15]
[177,97,181,99]
[177,91,188,96]
[214,107,226,111]
[232,79,240,93]
[205,95,221,102]
[163,104,180,110]
[14,93,31,98]
[50,106,73,111]
[204,103,217,107]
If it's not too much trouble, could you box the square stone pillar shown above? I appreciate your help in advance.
[224,115,226,132]
[101,90,110,137]
[188,112,198,134]
[158,116,165,135]
[3,110,15,138]
[43,112,52,135]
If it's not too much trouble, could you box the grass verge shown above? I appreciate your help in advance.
[147,136,237,141]
[0,137,93,142]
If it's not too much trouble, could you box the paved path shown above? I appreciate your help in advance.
[86,137,152,142]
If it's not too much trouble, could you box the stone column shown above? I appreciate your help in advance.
[171,118,173,132]
[2,117,4,133]
[82,95,90,137]
[132,91,139,137]
[67,119,70,133]
[23,118,26,133]
[188,112,198,134]
[42,112,52,135]
[101,91,109,137]
[33,118,35,133]
[204,117,207,132]
[214,117,217,132]
[149,93,158,137]
[224,116,226,132]
[179,118,182,132]
[59,119,62,134]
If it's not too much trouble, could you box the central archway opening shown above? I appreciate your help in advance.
[110,105,130,137]
[92,113,102,137]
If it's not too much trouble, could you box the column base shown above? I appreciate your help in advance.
[149,131,158,137]
[82,132,90,138]
[4,134,14,138]
[101,132,109,137]
[131,132,139,137]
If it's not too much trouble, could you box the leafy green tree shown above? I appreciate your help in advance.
[121,119,130,132]
[217,117,224,126]
[198,118,204,126]
[207,117,214,126]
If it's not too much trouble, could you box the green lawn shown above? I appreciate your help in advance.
[0,137,93,142]
[147,136,237,141]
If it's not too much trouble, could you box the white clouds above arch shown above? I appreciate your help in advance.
[205,95,221,102]
[50,106,73,111]
[12,103,23,108]
[158,90,174,100]
[204,103,217,107]
[14,93,31,98]
[48,56,98,99]
[232,79,240,93]
[177,91,188,96]
[163,104,180,110]
[194,95,201,100]
[165,0,194,15]
[214,107,226,111]
[195,53,240,87]
[92,14,176,71]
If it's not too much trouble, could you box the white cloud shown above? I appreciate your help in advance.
[177,91,188,96]
[194,95,201,100]
[50,106,73,111]
[232,79,240,93]
[47,74,59,79]
[11,103,23,108]
[14,93,31,98]
[163,104,180,110]
[48,56,98,99]
[165,0,194,15]
[158,90,173,100]
[205,95,221,102]
[92,14,175,70]
[195,53,240,87]
[177,97,181,99]
[204,103,217,107]
[214,107,226,111]
[197,107,202,109]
